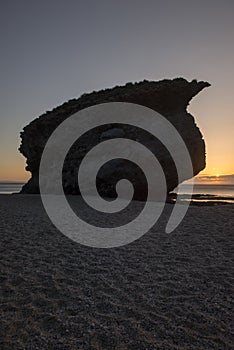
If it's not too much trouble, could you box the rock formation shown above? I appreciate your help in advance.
[19,78,210,199]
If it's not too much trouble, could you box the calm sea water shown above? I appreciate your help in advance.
[0,182,24,194]
[175,184,234,198]
[0,182,234,199]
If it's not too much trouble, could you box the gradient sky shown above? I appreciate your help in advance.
[0,0,234,182]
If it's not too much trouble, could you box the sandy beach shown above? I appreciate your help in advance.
[0,194,233,349]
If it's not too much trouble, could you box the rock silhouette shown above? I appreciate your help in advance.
[19,78,210,198]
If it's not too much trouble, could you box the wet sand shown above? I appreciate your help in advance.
[0,194,233,349]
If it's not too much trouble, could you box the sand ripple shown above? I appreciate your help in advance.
[0,195,233,349]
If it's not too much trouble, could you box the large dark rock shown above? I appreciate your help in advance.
[19,78,210,198]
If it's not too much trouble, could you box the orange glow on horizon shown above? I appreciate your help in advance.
[1,103,233,184]
[0,147,233,184]
[1,165,234,185]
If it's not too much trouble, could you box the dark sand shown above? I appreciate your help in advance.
[0,194,233,349]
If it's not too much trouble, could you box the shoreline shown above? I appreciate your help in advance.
[169,193,234,206]
[6,192,234,206]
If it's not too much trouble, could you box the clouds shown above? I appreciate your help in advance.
[195,174,234,184]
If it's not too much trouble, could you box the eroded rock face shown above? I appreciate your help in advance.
[19,78,210,198]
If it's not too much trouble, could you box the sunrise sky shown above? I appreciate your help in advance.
[0,0,233,183]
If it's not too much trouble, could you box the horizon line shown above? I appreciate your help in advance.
[1,174,234,184]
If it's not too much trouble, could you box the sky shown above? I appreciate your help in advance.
[0,0,234,183]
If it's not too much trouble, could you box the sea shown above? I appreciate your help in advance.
[0,182,234,203]
[174,184,234,204]
[175,184,234,197]
[0,182,25,194]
